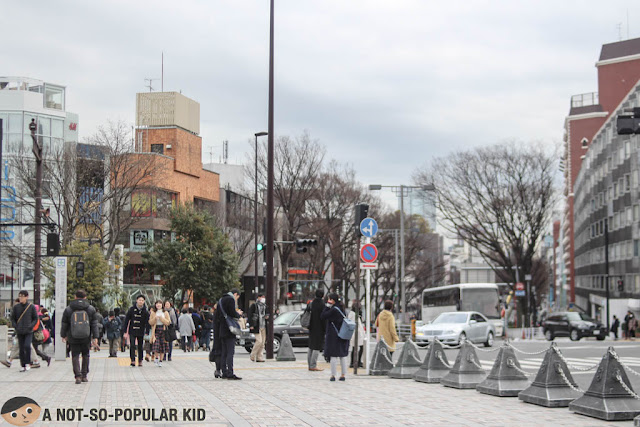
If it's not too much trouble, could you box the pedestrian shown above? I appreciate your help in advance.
[216,289,242,380]
[348,300,365,369]
[628,311,638,340]
[307,289,326,371]
[248,293,267,362]
[201,306,213,351]
[104,310,122,357]
[10,291,39,372]
[611,315,620,340]
[123,295,150,367]
[149,300,171,366]
[93,311,104,352]
[210,302,223,378]
[375,300,399,354]
[321,293,349,381]
[60,289,100,384]
[40,307,53,353]
[190,308,202,350]
[31,307,51,367]
[163,301,178,361]
[114,308,126,352]
[179,308,196,352]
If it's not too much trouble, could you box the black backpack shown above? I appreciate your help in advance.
[70,310,91,339]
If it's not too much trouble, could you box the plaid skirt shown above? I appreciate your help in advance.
[152,325,169,353]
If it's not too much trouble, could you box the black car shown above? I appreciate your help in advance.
[243,310,309,353]
[542,312,607,341]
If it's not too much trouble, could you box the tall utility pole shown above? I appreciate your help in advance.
[399,185,406,320]
[29,118,43,305]
[265,0,276,359]
[254,132,268,298]
[605,217,610,331]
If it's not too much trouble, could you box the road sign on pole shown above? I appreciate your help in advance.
[360,218,378,238]
[360,263,378,270]
[360,243,378,263]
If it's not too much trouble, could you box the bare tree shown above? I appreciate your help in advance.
[414,142,555,322]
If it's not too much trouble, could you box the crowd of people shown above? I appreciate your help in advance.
[4,287,404,383]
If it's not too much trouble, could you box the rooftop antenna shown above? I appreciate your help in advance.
[223,140,229,164]
[161,51,164,92]
[144,78,158,92]
[617,22,623,41]
[208,146,214,164]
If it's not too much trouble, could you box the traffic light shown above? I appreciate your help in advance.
[76,261,85,278]
[46,233,60,256]
[618,279,624,292]
[257,242,265,252]
[296,239,318,253]
[355,203,369,233]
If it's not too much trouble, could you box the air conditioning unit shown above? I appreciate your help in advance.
[166,144,172,149]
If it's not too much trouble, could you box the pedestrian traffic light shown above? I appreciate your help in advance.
[76,261,85,278]
[257,242,265,252]
[296,239,318,253]
[46,233,60,256]
[618,279,624,292]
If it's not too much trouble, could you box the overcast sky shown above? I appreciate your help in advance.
[4,0,640,211]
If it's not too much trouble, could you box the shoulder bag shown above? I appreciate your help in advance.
[300,304,311,329]
[331,306,356,341]
[218,298,242,336]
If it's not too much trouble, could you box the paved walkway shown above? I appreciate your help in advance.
[0,346,635,426]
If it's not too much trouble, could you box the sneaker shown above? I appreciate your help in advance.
[130,361,136,367]
[329,376,335,381]
[19,367,26,372]
[158,361,162,367]
[0,361,10,368]
[25,365,31,371]
[339,376,346,381]
[154,359,159,366]
[75,378,82,384]
[81,377,88,383]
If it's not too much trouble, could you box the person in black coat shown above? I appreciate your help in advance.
[321,292,349,381]
[123,295,150,367]
[10,290,39,371]
[611,315,620,340]
[60,290,100,384]
[215,289,242,380]
[307,288,326,371]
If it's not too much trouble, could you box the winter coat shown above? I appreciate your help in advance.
[11,302,38,335]
[376,310,399,352]
[611,318,620,332]
[307,297,326,351]
[149,310,171,344]
[321,304,349,358]
[124,304,150,337]
[104,317,122,340]
[60,299,100,344]
[215,294,241,339]
[179,313,196,337]
[167,307,177,326]
[348,310,365,347]
[202,311,214,330]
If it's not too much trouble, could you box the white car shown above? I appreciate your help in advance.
[416,311,495,347]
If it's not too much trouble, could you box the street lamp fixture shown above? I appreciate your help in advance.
[369,183,436,322]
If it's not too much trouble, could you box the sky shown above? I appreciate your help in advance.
[3,0,640,213]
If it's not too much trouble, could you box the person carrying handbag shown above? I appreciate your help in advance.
[320,293,350,382]
[215,289,243,380]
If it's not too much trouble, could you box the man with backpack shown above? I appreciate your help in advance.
[60,290,100,384]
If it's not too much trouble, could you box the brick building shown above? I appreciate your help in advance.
[123,92,220,286]
[562,38,640,305]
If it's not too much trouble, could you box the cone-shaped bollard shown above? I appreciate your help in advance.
[441,341,486,389]
[369,338,394,376]
[518,343,581,407]
[413,339,450,383]
[388,340,422,379]
[569,347,640,420]
[476,343,529,397]
[276,331,296,362]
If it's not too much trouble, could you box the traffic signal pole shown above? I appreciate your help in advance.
[605,218,610,331]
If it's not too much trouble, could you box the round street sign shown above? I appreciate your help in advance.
[360,243,378,263]
[515,282,525,291]
[359,218,378,238]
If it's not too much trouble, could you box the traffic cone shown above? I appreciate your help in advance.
[388,339,422,379]
[369,338,394,376]
[476,342,529,397]
[569,346,640,420]
[441,341,486,389]
[413,339,450,383]
[518,342,581,407]
[275,331,296,362]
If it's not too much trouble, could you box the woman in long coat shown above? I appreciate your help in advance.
[321,292,349,381]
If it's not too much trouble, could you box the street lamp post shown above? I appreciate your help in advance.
[369,183,435,322]
[254,132,268,297]
[29,118,43,305]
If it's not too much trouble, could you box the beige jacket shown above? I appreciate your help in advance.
[376,310,399,351]
[148,310,171,344]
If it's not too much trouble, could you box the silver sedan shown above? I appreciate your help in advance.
[416,311,496,347]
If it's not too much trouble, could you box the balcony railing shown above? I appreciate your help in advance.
[571,92,599,108]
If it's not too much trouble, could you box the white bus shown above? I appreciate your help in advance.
[421,283,502,335]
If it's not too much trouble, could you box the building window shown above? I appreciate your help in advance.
[614,182,618,198]
[625,140,631,159]
[635,205,639,222]
[44,85,64,110]
[625,174,631,192]
[150,144,164,154]
[634,170,639,189]
[627,207,633,225]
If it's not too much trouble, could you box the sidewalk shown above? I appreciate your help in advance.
[0,347,632,426]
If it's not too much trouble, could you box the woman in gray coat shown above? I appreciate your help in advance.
[178,309,195,352]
